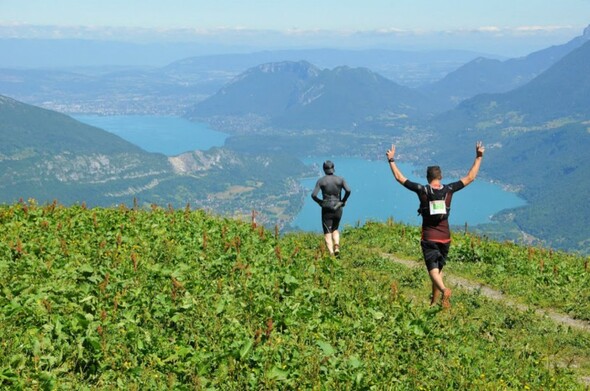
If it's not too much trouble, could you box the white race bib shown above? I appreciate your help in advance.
[429,200,447,215]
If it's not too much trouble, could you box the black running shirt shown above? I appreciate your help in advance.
[403,179,465,243]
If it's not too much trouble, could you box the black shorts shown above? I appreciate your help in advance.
[421,240,450,271]
[321,207,343,234]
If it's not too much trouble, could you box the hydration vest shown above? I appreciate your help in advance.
[417,185,450,222]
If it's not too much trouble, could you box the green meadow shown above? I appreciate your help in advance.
[1,201,589,389]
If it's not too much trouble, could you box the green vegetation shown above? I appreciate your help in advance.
[1,201,589,389]
[349,221,590,321]
[0,96,144,156]
[0,95,314,228]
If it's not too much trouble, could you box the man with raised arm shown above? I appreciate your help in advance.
[386,142,485,308]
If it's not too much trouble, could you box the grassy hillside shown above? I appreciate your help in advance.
[0,95,145,156]
[1,201,589,389]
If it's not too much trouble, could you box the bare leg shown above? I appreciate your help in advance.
[431,284,441,306]
[428,268,446,292]
[428,268,451,307]
[324,233,334,255]
[332,230,340,255]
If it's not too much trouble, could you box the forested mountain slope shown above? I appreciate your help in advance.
[426,41,590,253]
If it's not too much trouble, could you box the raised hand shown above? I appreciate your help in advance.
[386,144,396,161]
[476,141,485,158]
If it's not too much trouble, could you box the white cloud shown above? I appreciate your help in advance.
[0,23,584,57]
[453,25,575,35]
[0,23,581,40]
[474,26,502,33]
[514,25,573,33]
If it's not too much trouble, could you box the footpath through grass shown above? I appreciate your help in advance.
[347,220,590,322]
[1,202,589,389]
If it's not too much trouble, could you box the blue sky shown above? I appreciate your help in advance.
[1,0,589,55]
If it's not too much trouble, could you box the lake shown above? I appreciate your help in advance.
[73,115,228,156]
[73,115,526,231]
[291,157,526,232]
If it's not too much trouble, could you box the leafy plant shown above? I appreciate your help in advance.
[1,201,588,389]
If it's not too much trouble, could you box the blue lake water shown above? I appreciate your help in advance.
[72,115,525,231]
[73,115,227,156]
[291,157,526,232]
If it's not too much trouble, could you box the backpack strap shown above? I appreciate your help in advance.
[418,184,450,218]
[417,185,430,216]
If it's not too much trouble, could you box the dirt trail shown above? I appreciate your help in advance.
[380,253,590,386]
[382,254,590,333]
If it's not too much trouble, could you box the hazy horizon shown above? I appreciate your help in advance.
[1,1,589,66]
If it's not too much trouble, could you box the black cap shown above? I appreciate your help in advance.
[323,160,335,174]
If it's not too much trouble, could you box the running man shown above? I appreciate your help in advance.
[311,160,352,256]
[386,142,485,308]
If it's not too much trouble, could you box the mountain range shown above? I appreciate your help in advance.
[435,39,590,131]
[162,48,500,87]
[186,25,590,133]
[0,47,493,118]
[186,61,437,131]
[2,25,588,120]
[422,25,590,109]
